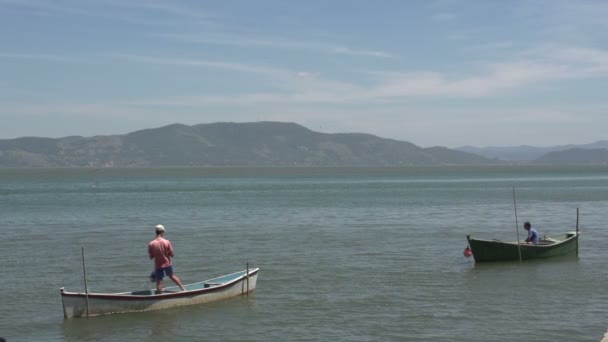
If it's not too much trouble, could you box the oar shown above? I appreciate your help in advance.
[512,187,522,263]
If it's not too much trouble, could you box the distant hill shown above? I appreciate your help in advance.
[456,140,608,161]
[0,122,499,167]
[422,146,501,164]
[533,148,608,165]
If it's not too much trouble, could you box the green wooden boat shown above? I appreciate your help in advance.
[466,231,580,262]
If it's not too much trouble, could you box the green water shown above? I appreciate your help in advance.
[1,166,607,341]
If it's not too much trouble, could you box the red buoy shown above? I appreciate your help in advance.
[463,247,472,257]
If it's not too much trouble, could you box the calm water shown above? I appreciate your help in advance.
[1,166,607,341]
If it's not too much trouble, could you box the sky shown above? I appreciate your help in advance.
[1,0,607,147]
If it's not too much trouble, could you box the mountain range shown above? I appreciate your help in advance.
[0,122,497,167]
[0,122,605,167]
[456,141,608,162]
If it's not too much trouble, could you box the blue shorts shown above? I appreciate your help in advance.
[155,266,174,280]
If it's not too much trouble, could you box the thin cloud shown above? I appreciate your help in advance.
[367,61,568,98]
[7,102,144,118]
[0,52,90,63]
[332,47,393,58]
[12,45,600,109]
[112,53,363,100]
[520,45,608,76]
[113,53,290,77]
[111,49,604,107]
[0,0,93,17]
[158,33,394,58]
[492,109,582,125]
[555,47,608,74]
[112,0,214,20]
[100,0,218,26]
[0,0,216,26]
[296,71,320,78]
[116,62,559,107]
[469,41,515,51]
[123,88,366,107]
[430,12,456,22]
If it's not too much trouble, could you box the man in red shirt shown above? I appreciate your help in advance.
[148,224,186,293]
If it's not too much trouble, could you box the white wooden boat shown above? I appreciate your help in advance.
[61,268,259,318]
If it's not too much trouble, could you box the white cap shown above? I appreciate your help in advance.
[155,224,166,233]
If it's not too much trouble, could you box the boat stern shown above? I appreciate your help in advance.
[60,287,83,319]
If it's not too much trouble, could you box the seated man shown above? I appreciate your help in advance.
[523,221,539,244]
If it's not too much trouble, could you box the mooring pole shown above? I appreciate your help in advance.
[576,207,580,257]
[513,187,522,263]
[81,246,90,318]
[246,262,250,296]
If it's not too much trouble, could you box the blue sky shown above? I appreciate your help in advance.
[1,0,607,147]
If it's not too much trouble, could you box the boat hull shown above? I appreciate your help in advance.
[467,232,578,262]
[61,268,259,318]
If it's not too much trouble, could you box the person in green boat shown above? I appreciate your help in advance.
[148,224,187,293]
[524,221,539,244]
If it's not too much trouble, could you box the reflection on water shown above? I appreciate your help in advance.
[61,295,257,341]
[470,254,580,271]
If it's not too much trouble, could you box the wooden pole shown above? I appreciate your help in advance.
[81,246,90,318]
[246,262,250,296]
[513,187,522,263]
[576,207,579,257]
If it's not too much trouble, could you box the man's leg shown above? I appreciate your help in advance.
[155,268,165,294]
[169,274,186,291]
[164,266,186,291]
[156,279,164,294]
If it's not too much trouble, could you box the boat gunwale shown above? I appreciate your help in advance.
[60,268,259,301]
[467,231,579,248]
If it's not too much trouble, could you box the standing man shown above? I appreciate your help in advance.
[149,224,186,293]
[523,221,540,244]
